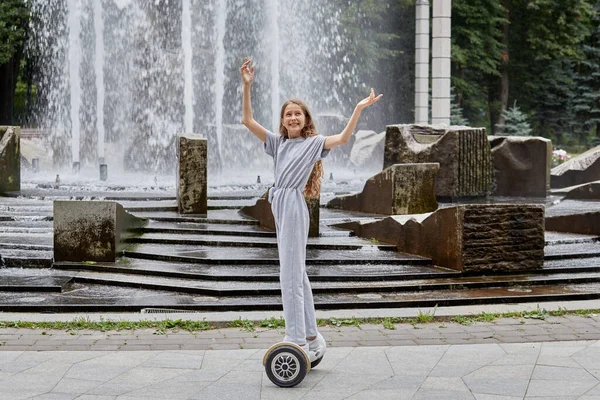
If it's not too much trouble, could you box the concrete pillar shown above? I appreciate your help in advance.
[431,0,451,125]
[415,0,430,125]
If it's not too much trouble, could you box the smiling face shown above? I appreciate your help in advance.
[281,103,307,138]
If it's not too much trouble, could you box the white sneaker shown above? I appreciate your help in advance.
[308,332,326,360]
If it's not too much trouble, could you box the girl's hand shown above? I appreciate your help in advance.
[240,57,255,85]
[356,88,383,111]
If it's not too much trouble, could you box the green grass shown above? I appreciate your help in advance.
[382,317,396,330]
[259,317,285,329]
[0,306,596,333]
[227,317,255,332]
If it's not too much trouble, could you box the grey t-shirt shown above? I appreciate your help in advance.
[264,130,330,199]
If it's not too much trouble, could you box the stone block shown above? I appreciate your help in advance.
[334,204,545,272]
[0,126,20,193]
[384,124,493,198]
[54,201,147,262]
[551,145,600,188]
[177,135,207,214]
[563,181,600,200]
[489,136,552,197]
[239,190,320,237]
[327,163,439,215]
[546,211,600,236]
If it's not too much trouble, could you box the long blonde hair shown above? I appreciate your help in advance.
[279,99,324,198]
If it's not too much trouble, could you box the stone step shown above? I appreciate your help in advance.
[136,222,276,238]
[544,242,600,260]
[123,243,430,265]
[124,232,397,251]
[52,258,455,282]
[0,275,72,292]
[1,280,600,312]
[51,269,600,297]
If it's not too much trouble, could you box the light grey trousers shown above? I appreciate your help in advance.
[271,188,318,345]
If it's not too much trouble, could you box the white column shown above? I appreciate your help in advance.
[431,0,451,126]
[415,0,430,125]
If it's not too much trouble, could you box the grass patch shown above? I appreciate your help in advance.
[0,306,598,333]
[227,317,255,332]
[382,317,396,330]
[259,317,285,329]
[415,306,437,324]
[0,317,213,334]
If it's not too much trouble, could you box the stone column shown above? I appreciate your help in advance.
[415,0,430,124]
[431,0,451,125]
[0,126,20,193]
[177,135,207,214]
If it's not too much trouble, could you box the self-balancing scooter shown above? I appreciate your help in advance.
[263,335,326,387]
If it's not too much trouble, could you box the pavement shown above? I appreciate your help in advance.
[2,301,600,399]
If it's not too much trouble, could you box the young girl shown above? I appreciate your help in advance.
[240,57,382,360]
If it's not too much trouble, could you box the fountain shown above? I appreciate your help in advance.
[27,0,366,183]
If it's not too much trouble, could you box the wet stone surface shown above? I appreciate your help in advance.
[1,182,600,311]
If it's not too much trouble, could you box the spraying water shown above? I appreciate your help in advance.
[214,0,227,161]
[269,0,279,133]
[29,0,370,179]
[181,0,193,134]
[93,0,105,163]
[67,0,82,166]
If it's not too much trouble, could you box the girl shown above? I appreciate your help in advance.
[240,57,382,360]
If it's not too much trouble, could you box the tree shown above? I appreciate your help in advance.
[574,0,600,144]
[495,101,532,136]
[451,0,506,129]
[506,0,592,139]
[0,0,30,125]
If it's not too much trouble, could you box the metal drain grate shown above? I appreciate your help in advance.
[141,308,202,314]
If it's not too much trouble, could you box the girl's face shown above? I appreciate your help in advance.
[282,103,306,138]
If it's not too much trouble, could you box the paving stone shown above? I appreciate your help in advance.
[526,379,598,397]
[51,377,103,395]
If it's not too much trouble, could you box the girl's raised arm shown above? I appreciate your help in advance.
[324,88,383,150]
[240,58,267,143]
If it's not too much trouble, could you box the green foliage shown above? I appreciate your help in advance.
[450,86,469,126]
[382,317,396,330]
[496,101,532,136]
[0,0,30,64]
[227,317,255,332]
[259,317,285,329]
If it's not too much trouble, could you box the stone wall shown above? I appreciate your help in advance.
[54,201,147,262]
[334,204,545,273]
[384,124,492,198]
[0,126,20,193]
[327,163,439,215]
[177,135,207,214]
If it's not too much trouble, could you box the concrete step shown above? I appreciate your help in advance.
[124,232,396,251]
[52,258,455,282]
[1,280,600,312]
[0,275,72,292]
[45,269,600,297]
[544,242,600,260]
[123,243,430,265]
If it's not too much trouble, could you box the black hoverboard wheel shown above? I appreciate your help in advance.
[263,342,311,387]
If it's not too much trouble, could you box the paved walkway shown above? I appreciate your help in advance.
[2,302,600,399]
